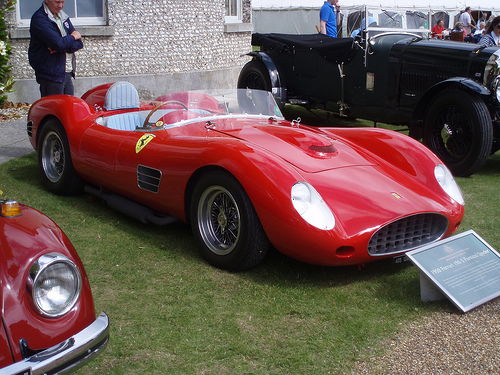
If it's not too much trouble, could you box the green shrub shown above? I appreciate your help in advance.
[0,0,15,106]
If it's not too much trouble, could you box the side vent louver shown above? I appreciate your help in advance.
[137,165,162,193]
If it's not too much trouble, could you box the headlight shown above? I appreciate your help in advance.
[435,164,464,205]
[27,253,82,318]
[493,76,500,103]
[291,182,335,230]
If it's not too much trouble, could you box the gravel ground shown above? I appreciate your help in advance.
[353,296,500,374]
[0,101,30,121]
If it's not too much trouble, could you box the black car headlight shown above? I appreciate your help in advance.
[27,253,82,318]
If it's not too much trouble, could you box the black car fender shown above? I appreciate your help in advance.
[245,51,287,106]
[412,77,490,123]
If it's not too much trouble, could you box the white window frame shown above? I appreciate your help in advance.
[225,0,242,24]
[16,0,106,27]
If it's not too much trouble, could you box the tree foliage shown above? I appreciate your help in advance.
[0,0,16,106]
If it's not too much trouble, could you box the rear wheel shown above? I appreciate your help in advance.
[237,59,272,92]
[38,119,84,195]
[191,171,270,271]
[423,89,493,177]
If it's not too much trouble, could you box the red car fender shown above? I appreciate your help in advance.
[0,205,96,363]
[29,95,95,153]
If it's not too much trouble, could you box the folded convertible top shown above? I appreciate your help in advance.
[251,33,357,64]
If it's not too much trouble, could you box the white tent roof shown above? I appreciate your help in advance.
[253,0,499,12]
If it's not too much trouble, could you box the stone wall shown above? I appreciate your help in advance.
[6,0,253,102]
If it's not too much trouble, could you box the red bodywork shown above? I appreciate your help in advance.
[0,203,96,367]
[27,84,464,266]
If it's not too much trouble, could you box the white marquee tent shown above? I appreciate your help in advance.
[252,0,500,35]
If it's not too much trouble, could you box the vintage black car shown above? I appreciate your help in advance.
[238,24,500,177]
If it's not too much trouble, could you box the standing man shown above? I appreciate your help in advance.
[458,7,475,36]
[320,0,341,38]
[28,0,83,97]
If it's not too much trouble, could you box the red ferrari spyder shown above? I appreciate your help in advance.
[27,82,464,271]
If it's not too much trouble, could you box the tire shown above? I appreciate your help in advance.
[423,89,493,177]
[237,59,272,92]
[37,119,84,195]
[190,171,270,271]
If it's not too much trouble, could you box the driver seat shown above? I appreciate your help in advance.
[104,81,143,131]
[104,81,140,110]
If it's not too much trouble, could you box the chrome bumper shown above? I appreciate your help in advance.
[0,311,109,375]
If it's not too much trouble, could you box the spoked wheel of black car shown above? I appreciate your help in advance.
[423,89,493,177]
[191,171,270,271]
[237,59,272,92]
[38,119,84,195]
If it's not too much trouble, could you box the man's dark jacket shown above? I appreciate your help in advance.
[28,5,83,83]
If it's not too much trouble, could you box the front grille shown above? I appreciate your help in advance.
[368,213,448,256]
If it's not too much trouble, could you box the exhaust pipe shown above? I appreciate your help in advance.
[84,186,177,225]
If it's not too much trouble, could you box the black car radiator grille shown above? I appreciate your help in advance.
[368,213,448,256]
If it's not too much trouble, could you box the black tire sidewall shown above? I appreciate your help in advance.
[423,89,493,177]
[37,120,83,195]
[237,60,272,92]
[190,171,269,271]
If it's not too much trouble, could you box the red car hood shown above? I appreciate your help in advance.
[218,121,377,173]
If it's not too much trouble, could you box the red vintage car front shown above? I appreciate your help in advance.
[0,199,109,374]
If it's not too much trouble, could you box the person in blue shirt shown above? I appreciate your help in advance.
[28,0,83,97]
[320,0,341,38]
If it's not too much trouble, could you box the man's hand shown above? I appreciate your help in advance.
[71,30,81,40]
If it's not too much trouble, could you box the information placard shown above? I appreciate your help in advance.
[406,230,500,312]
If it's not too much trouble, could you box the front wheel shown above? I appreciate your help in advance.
[423,89,493,177]
[190,171,270,271]
[37,119,84,195]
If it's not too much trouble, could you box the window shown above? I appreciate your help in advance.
[17,0,106,27]
[225,0,241,24]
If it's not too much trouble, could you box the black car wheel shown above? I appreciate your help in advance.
[191,171,270,271]
[38,119,84,195]
[423,89,493,177]
[237,59,272,92]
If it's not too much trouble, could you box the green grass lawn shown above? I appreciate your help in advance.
[2,134,499,374]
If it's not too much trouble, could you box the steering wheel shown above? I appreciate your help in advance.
[142,100,188,127]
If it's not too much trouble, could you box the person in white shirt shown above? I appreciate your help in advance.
[458,7,475,35]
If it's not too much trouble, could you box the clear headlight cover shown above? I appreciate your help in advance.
[27,253,82,318]
[435,164,465,205]
[291,182,335,230]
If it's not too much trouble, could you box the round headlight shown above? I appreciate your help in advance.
[493,76,500,103]
[291,182,335,230]
[27,253,82,317]
[435,164,465,206]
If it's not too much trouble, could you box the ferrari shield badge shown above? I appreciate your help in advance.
[136,134,156,153]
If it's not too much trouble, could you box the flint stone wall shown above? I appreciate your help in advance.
[6,0,253,102]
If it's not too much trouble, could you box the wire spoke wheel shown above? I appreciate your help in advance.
[198,186,241,256]
[41,130,66,183]
[191,171,270,271]
[423,88,493,177]
[432,105,472,163]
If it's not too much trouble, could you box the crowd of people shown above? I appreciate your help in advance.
[319,1,499,49]
[431,8,500,47]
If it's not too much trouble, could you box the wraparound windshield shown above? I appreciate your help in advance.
[144,88,284,128]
